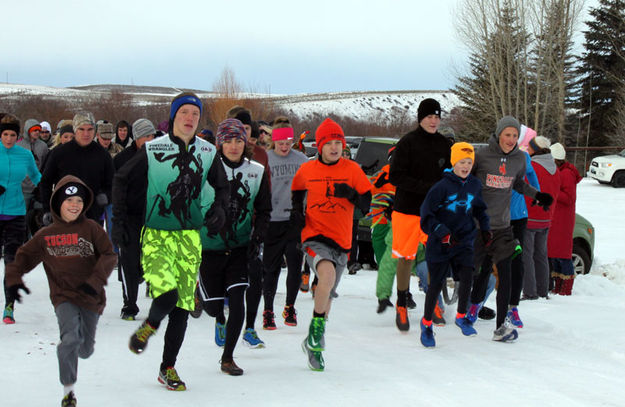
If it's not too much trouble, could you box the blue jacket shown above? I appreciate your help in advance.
[0,144,41,216]
[420,169,489,264]
[510,151,540,220]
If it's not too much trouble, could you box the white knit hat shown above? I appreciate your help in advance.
[550,143,566,160]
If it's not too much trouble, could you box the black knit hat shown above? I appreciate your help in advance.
[417,98,441,123]
[51,182,89,217]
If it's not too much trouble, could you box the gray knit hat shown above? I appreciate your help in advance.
[495,116,520,138]
[132,118,156,139]
[72,111,95,132]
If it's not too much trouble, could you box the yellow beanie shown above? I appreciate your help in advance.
[451,142,475,166]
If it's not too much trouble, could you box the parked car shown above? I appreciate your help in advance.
[355,137,595,274]
[587,149,625,187]
[302,135,364,158]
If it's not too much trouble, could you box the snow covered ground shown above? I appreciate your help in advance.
[3,178,624,407]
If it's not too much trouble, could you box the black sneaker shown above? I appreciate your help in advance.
[158,366,187,390]
[221,359,244,376]
[120,311,137,321]
[283,305,297,326]
[129,320,157,354]
[478,305,496,320]
[262,310,276,330]
[406,292,417,309]
[61,391,77,407]
[377,298,393,314]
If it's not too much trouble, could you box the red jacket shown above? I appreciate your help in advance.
[525,154,560,229]
[547,162,582,258]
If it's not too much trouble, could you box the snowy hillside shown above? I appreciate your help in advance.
[2,178,624,407]
[0,83,460,122]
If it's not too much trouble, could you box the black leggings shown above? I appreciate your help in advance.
[423,259,472,322]
[146,290,190,370]
[204,285,246,362]
[2,216,26,307]
[245,258,263,329]
[263,221,303,311]
[509,218,527,306]
[472,257,512,328]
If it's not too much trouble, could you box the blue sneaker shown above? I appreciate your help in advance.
[455,316,477,336]
[215,322,226,347]
[506,307,523,328]
[242,328,265,348]
[466,303,480,323]
[420,319,435,348]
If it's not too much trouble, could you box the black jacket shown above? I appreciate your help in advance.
[389,126,452,215]
[40,139,114,221]
[112,142,145,220]
[113,141,138,171]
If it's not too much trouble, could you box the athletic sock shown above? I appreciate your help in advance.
[313,311,325,318]
[397,290,408,307]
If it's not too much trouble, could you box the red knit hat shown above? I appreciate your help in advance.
[315,118,345,151]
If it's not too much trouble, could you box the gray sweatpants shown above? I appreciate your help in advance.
[522,227,550,298]
[55,302,99,385]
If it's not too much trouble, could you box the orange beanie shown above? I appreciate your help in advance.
[450,142,475,166]
[315,118,346,151]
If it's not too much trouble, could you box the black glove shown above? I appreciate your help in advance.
[79,283,98,297]
[374,172,389,188]
[288,207,305,241]
[533,192,554,211]
[0,185,5,196]
[6,283,30,304]
[442,234,458,247]
[204,205,226,236]
[247,233,263,260]
[42,212,53,226]
[333,183,358,203]
[96,193,109,207]
[111,221,130,248]
[481,230,494,248]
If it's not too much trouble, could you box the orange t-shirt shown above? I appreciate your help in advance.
[369,164,395,225]
[292,158,372,251]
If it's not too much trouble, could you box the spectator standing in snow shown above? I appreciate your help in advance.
[0,114,41,324]
[5,175,116,407]
[388,98,452,332]
[547,143,582,295]
[419,142,490,347]
[112,118,156,320]
[467,116,552,342]
[262,119,308,331]
[293,118,371,371]
[522,136,560,300]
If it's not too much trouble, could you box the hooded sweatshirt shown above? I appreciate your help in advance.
[5,175,117,314]
[472,134,539,230]
[17,118,49,198]
[524,152,560,229]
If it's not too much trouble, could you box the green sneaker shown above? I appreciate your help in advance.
[301,338,325,371]
[129,320,157,354]
[61,391,77,406]
[305,317,325,351]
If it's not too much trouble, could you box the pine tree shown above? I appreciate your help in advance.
[576,0,625,147]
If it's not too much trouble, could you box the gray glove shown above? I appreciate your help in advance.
[96,193,108,207]
[42,212,53,226]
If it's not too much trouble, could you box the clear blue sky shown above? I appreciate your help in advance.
[2,0,598,94]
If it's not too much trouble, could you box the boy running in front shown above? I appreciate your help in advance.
[291,118,371,371]
[419,143,490,347]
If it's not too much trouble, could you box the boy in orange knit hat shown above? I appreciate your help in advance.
[418,142,490,347]
[290,118,372,371]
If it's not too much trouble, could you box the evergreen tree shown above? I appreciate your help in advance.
[576,0,625,147]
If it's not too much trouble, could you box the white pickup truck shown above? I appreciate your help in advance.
[587,149,625,187]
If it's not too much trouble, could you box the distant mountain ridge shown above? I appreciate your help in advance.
[0,83,460,122]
